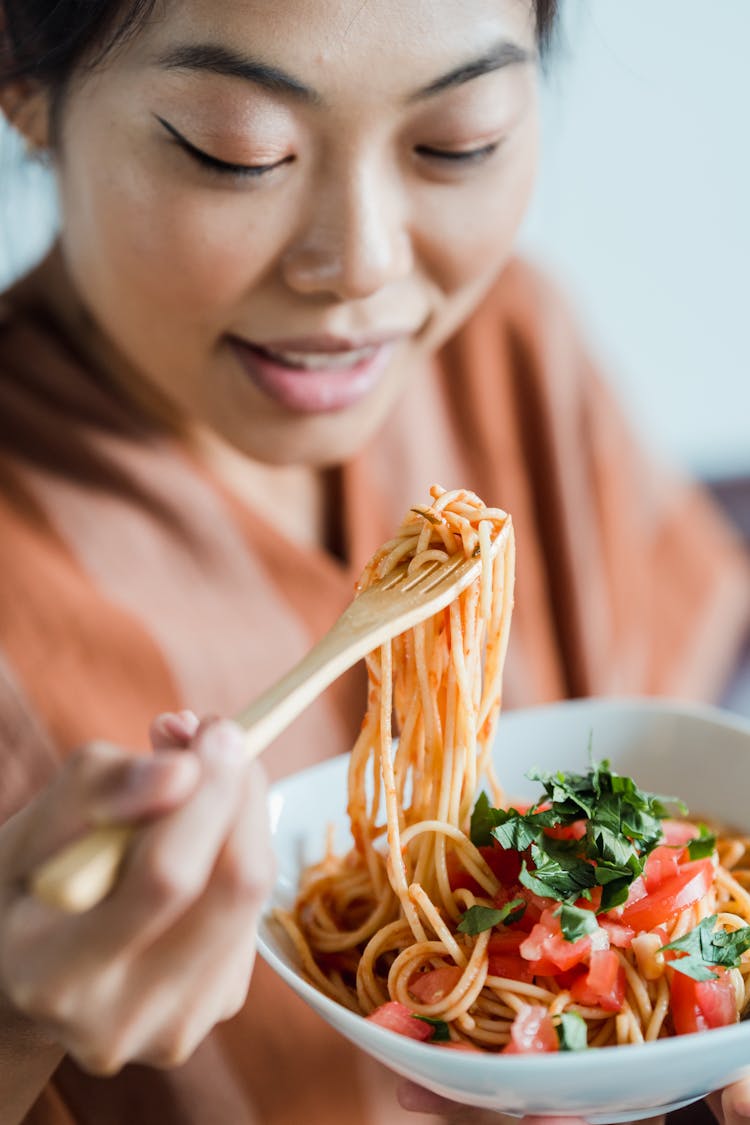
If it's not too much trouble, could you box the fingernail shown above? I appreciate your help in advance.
[199,721,246,767]
[161,711,199,740]
[177,710,200,733]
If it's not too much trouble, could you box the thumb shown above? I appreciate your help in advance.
[7,742,201,877]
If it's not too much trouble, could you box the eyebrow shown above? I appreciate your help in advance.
[155,39,534,106]
[409,40,535,102]
[157,44,321,104]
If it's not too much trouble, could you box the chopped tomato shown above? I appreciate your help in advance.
[600,920,635,949]
[487,931,534,981]
[488,930,525,954]
[365,1001,434,1041]
[480,842,523,885]
[670,968,737,1035]
[543,819,587,842]
[446,843,522,895]
[570,949,626,1012]
[446,851,484,896]
[503,1005,559,1054]
[662,819,700,847]
[519,909,594,972]
[644,845,683,892]
[619,859,713,932]
[492,885,542,933]
[487,953,535,983]
[409,967,462,1004]
[574,887,602,912]
[616,875,648,914]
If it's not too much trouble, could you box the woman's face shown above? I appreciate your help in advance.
[51,0,539,465]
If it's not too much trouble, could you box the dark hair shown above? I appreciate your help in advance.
[1,0,558,101]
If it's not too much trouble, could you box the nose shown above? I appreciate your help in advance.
[280,158,413,301]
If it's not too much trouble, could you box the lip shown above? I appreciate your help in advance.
[229,332,406,414]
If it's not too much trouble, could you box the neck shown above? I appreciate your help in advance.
[192,428,341,556]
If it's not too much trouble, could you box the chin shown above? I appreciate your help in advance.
[217,415,373,469]
[218,384,403,468]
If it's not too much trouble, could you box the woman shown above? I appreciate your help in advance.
[0,1,748,1122]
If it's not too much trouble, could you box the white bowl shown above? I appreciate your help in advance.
[258,697,750,1122]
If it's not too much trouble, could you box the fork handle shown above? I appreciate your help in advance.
[236,613,356,756]
[29,616,363,913]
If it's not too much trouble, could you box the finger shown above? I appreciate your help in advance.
[10,744,201,878]
[91,760,272,1070]
[91,718,252,947]
[5,720,249,998]
[398,1080,459,1113]
[709,1078,750,1125]
[149,711,200,751]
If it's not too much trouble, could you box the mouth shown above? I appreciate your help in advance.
[229,332,407,415]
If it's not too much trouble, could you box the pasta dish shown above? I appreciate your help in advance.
[279,486,750,1052]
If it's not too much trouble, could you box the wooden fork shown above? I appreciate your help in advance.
[30,535,503,914]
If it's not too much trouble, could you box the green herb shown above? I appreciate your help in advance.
[662,915,750,980]
[469,754,684,912]
[555,1012,588,1051]
[470,792,557,849]
[470,791,505,847]
[457,899,526,935]
[519,837,597,902]
[414,1015,451,1041]
[492,807,562,852]
[556,902,600,942]
[687,825,717,860]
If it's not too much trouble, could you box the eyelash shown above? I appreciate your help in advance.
[182,142,285,179]
[158,117,500,181]
[416,142,501,166]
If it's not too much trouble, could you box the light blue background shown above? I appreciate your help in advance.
[1,0,748,478]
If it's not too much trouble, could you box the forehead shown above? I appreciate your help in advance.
[124,0,537,96]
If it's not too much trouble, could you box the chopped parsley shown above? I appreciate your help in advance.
[661,915,750,980]
[556,902,600,942]
[414,1015,451,1041]
[457,899,525,935]
[687,825,717,860]
[470,756,685,913]
[555,1011,588,1051]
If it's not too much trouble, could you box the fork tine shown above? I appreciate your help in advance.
[397,559,441,591]
[403,554,467,595]
[376,562,410,591]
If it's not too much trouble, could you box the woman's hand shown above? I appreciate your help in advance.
[0,712,272,1078]
[709,1077,750,1125]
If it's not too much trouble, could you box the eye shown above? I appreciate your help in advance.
[415,141,501,166]
[156,115,291,180]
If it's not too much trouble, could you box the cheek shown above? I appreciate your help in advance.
[56,136,286,332]
[415,120,538,294]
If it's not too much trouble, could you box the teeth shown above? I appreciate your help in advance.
[263,346,376,371]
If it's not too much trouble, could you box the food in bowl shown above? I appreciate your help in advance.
[273,487,750,1055]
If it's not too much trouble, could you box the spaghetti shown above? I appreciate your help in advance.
[279,485,750,1052]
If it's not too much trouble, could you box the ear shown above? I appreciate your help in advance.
[0,79,52,151]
